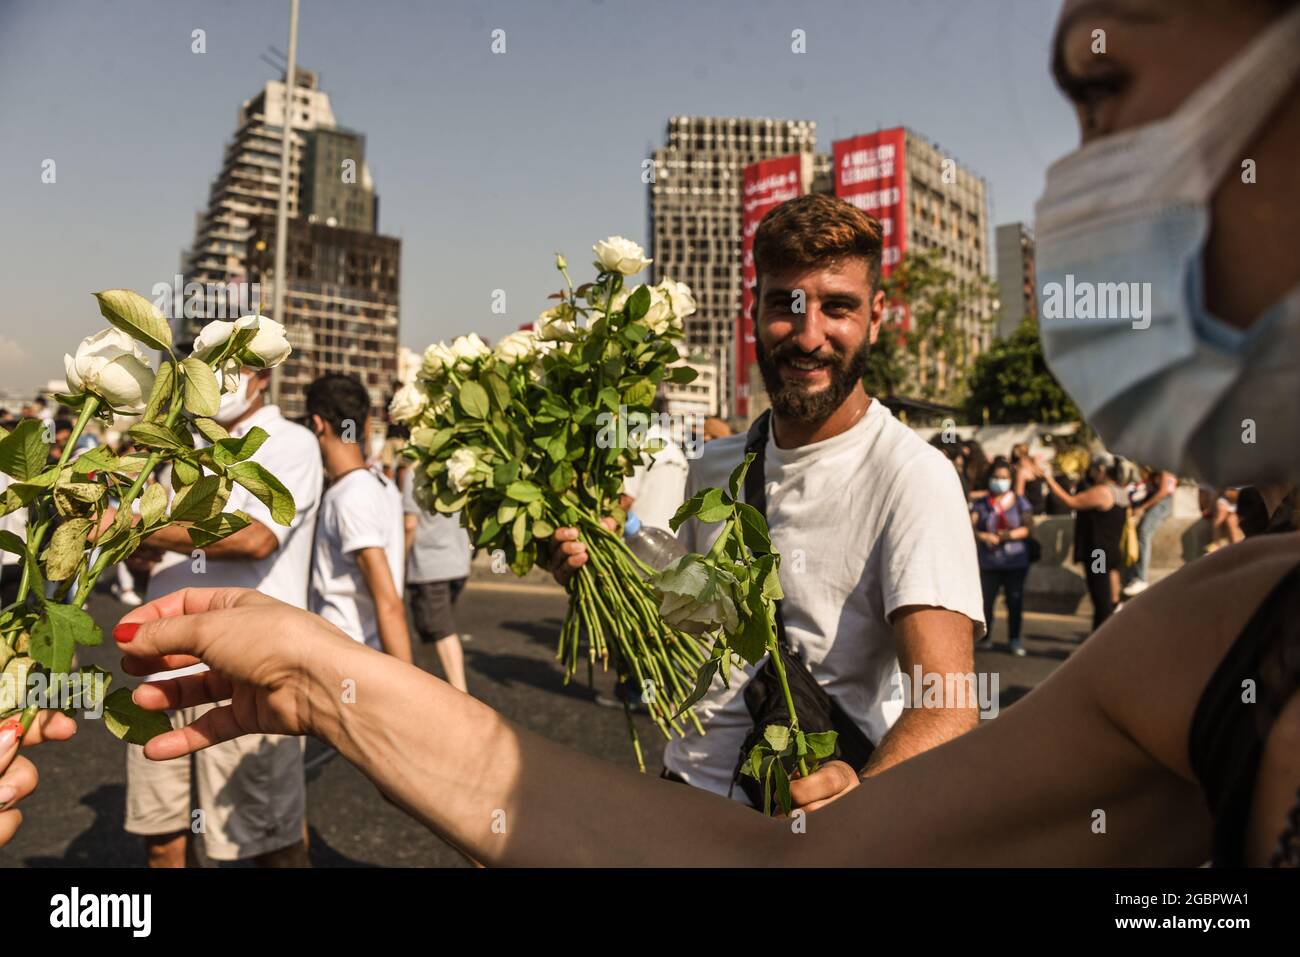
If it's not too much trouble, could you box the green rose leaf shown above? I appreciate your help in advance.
[482,371,511,411]
[531,519,554,539]
[763,723,791,752]
[670,486,731,531]
[180,356,222,417]
[0,419,51,480]
[73,665,113,712]
[44,517,93,581]
[53,481,106,519]
[68,445,121,476]
[668,365,699,385]
[623,377,656,408]
[171,456,201,489]
[772,758,793,816]
[212,426,268,467]
[186,510,253,548]
[511,510,528,551]
[129,422,187,452]
[456,381,490,419]
[804,730,839,761]
[168,474,231,523]
[0,657,32,713]
[734,501,774,556]
[143,359,176,422]
[727,454,753,502]
[193,416,230,444]
[625,284,651,321]
[102,687,174,745]
[30,603,102,675]
[672,642,725,718]
[732,598,770,665]
[227,461,295,526]
[139,482,169,527]
[505,480,542,503]
[94,288,172,351]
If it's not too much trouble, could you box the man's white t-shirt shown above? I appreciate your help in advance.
[147,404,323,679]
[310,467,405,652]
[663,400,986,801]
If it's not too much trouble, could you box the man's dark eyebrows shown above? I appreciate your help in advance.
[1050,0,1162,92]
[762,287,796,302]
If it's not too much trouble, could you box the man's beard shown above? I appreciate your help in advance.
[755,336,871,423]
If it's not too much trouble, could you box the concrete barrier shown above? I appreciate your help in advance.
[1025,514,1212,615]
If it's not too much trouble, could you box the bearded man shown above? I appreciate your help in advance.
[555,194,985,805]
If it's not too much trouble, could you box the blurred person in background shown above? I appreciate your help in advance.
[971,458,1035,656]
[619,392,689,533]
[1032,455,1129,632]
[702,417,732,443]
[120,365,322,868]
[1207,487,1245,551]
[1011,442,1048,514]
[1123,465,1179,596]
[307,375,411,664]
[402,464,472,693]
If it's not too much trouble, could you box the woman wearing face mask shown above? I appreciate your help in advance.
[1031,455,1130,632]
[971,459,1035,656]
[100,0,1300,867]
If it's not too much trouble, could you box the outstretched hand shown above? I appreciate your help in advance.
[114,587,361,761]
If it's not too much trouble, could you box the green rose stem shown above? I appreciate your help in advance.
[77,389,182,600]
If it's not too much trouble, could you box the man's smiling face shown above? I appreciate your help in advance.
[754,257,884,423]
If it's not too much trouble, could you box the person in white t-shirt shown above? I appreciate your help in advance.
[620,393,690,534]
[553,193,985,806]
[306,374,412,663]
[121,365,322,867]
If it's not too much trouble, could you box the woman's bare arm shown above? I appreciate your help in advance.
[118,533,1300,865]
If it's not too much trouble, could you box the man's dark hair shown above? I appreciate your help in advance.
[752,193,884,305]
[306,373,371,436]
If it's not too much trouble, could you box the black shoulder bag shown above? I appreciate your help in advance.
[730,411,875,806]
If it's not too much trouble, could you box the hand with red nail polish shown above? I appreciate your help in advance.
[115,586,367,761]
[0,711,77,848]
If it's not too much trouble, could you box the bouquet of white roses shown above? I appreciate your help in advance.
[397,238,722,762]
[0,290,295,745]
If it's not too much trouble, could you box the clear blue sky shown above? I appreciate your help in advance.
[0,0,1076,392]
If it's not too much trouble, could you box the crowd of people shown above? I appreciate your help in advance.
[1,0,1297,871]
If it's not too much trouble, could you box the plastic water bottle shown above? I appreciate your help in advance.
[624,512,688,572]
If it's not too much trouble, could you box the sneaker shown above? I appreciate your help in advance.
[974,637,994,652]
[1009,642,1027,657]
[1122,579,1149,598]
[118,588,143,607]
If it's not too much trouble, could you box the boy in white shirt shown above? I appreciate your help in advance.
[306,374,412,663]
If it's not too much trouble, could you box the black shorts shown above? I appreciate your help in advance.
[407,578,467,642]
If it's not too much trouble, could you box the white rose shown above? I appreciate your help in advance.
[587,285,630,314]
[388,382,427,424]
[422,391,452,423]
[536,306,578,342]
[420,342,456,380]
[64,328,156,414]
[192,314,290,369]
[656,279,697,323]
[445,447,483,494]
[243,316,291,367]
[642,286,674,334]
[450,333,491,367]
[659,589,739,636]
[494,330,536,364]
[592,236,652,275]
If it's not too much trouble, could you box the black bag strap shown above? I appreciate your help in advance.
[741,411,875,766]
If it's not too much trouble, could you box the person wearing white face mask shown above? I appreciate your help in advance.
[970,459,1035,656]
[108,0,1300,868]
[119,365,323,868]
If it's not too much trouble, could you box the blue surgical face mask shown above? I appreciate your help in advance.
[1034,6,1300,488]
[988,477,1011,495]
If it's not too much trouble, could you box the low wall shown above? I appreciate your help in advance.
[1025,514,1211,614]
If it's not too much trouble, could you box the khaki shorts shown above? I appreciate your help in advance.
[124,701,306,862]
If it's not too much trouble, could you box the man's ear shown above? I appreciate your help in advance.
[867,289,886,346]
[310,414,328,439]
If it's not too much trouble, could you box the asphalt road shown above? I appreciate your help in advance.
[0,580,1086,867]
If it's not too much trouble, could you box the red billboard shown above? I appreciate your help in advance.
[737,154,804,417]
[833,129,907,279]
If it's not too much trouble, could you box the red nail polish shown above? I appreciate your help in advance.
[113,622,141,643]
